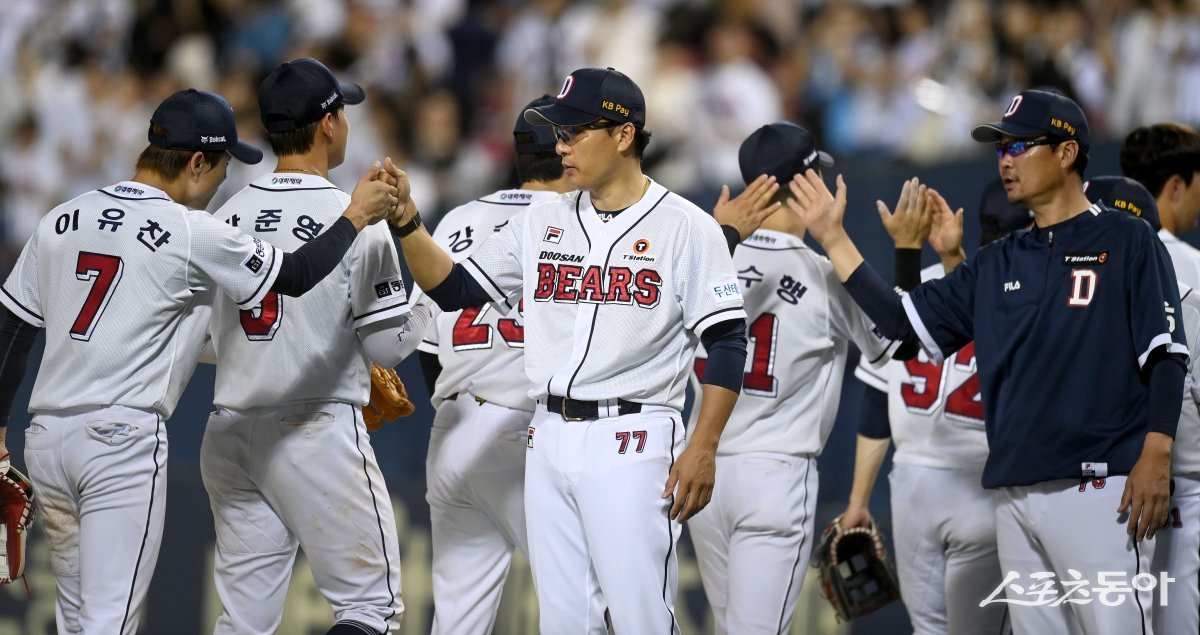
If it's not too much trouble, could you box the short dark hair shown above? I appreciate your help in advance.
[1120,123,1200,196]
[515,150,563,184]
[266,105,342,157]
[633,128,652,161]
[135,125,225,179]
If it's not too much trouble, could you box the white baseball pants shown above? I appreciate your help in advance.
[1152,473,1200,634]
[995,477,1156,635]
[24,405,167,635]
[201,402,402,635]
[889,462,1007,635]
[524,404,684,634]
[426,394,531,635]
[688,453,818,634]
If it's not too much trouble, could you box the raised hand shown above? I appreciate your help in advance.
[344,161,400,230]
[713,175,782,241]
[381,156,416,224]
[786,170,847,247]
[877,178,930,249]
[927,188,965,261]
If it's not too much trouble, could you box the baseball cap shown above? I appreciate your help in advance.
[978,177,1033,246]
[258,57,365,133]
[524,67,646,128]
[971,90,1090,152]
[149,89,263,164]
[738,122,834,186]
[514,95,559,154]
[1084,175,1160,231]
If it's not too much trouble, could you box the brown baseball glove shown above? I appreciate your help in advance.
[813,517,901,622]
[363,364,416,431]
[0,460,35,585]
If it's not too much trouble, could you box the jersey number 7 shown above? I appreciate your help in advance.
[71,252,124,341]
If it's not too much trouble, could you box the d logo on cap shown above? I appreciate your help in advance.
[557,76,574,100]
[1003,95,1024,119]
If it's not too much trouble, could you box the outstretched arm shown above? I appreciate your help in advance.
[713,174,782,253]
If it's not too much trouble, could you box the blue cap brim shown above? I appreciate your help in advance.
[524,103,601,127]
[229,140,264,165]
[971,121,1047,142]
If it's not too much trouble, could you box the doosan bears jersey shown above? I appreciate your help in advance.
[855,264,989,470]
[206,173,409,409]
[902,203,1188,488]
[689,230,897,456]
[0,181,282,418]
[461,179,747,410]
[1176,283,1200,476]
[415,189,557,411]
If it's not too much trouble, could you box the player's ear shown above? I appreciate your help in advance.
[188,151,207,180]
[616,122,635,154]
[321,112,336,141]
[1059,141,1077,172]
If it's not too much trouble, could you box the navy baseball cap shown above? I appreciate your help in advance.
[514,95,559,155]
[258,57,365,133]
[149,89,263,164]
[524,67,646,129]
[1085,176,1161,231]
[971,90,1090,152]
[978,177,1033,246]
[738,122,833,186]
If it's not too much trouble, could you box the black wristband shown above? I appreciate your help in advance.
[721,225,741,256]
[391,212,423,238]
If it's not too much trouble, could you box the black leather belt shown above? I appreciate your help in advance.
[546,395,642,421]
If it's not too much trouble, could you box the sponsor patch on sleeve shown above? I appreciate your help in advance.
[712,277,742,302]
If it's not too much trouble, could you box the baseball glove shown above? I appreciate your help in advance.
[813,517,901,622]
[0,460,35,585]
[363,364,416,431]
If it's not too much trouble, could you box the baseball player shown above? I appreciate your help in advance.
[841,178,1031,635]
[1120,124,1200,289]
[1084,175,1200,634]
[201,59,407,635]
[787,89,1187,634]
[0,89,397,635]
[406,95,573,634]
[387,67,748,633]
[685,122,900,634]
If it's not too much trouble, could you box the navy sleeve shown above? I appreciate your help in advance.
[0,305,40,427]
[843,263,918,342]
[721,225,741,256]
[857,381,892,439]
[424,263,493,311]
[894,248,922,291]
[700,318,748,392]
[903,252,978,362]
[272,217,357,297]
[1129,226,1188,368]
[1147,353,1187,437]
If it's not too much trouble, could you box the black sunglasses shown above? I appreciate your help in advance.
[995,138,1060,158]
[553,120,619,144]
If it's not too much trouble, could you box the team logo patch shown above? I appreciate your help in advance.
[243,254,263,273]
[544,226,563,243]
[633,239,650,254]
[557,76,574,100]
[1003,95,1023,118]
[1062,252,1108,266]
[375,282,392,298]
[527,426,535,449]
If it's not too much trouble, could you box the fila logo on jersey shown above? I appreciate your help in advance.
[1003,280,1021,292]
[1063,252,1108,265]
[1068,269,1098,307]
[544,226,563,243]
[535,264,661,307]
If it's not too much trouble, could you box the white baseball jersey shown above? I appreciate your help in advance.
[688,230,897,456]
[207,173,409,408]
[1175,283,1200,475]
[854,264,989,470]
[416,189,557,411]
[1161,229,1200,291]
[0,181,281,418]
[462,179,746,409]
